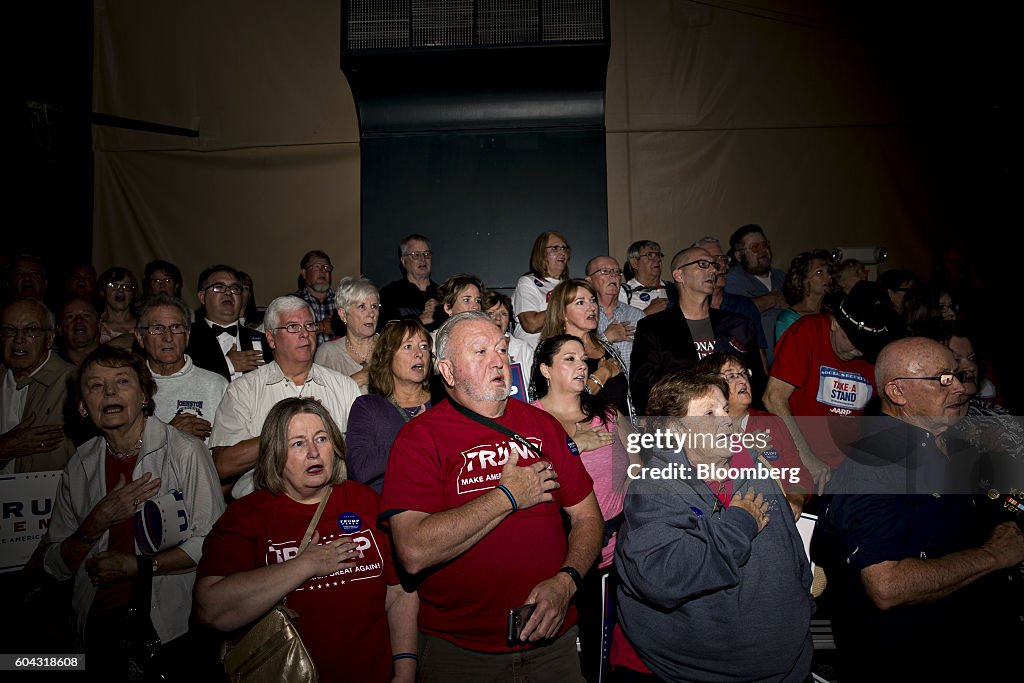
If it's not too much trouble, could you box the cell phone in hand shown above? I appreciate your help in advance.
[506,603,537,646]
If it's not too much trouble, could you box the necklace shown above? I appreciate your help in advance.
[345,335,375,367]
[389,395,427,423]
[105,419,145,459]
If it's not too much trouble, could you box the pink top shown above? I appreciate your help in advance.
[532,401,627,568]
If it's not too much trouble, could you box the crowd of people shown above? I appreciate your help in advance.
[0,227,1019,682]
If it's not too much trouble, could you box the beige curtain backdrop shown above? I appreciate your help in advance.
[93,0,944,308]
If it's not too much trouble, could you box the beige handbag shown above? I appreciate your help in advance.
[220,490,332,683]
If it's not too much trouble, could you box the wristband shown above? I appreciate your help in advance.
[392,653,418,662]
[588,374,605,389]
[559,566,583,591]
[74,528,102,545]
[496,484,518,513]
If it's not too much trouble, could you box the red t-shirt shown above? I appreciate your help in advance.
[770,314,874,467]
[197,481,397,683]
[380,398,594,652]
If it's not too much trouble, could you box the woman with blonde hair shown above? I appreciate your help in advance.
[537,278,633,421]
[195,397,418,683]
[512,231,572,348]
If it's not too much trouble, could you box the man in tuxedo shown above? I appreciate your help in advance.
[187,264,272,381]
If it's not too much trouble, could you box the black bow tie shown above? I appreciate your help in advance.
[211,324,238,337]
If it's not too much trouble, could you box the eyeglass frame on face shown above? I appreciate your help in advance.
[636,251,664,260]
[304,263,333,273]
[587,267,622,277]
[203,282,243,296]
[105,282,136,291]
[272,321,318,334]
[546,245,570,253]
[738,240,771,254]
[139,323,189,336]
[891,371,969,387]
[719,368,752,383]
[402,250,433,260]
[676,259,720,271]
[0,325,51,339]
[149,277,175,286]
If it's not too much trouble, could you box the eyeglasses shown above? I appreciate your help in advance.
[140,323,188,336]
[204,282,243,295]
[272,321,318,334]
[676,259,719,271]
[637,251,664,260]
[892,371,969,387]
[403,250,433,260]
[0,325,50,339]
[546,245,570,253]
[587,267,622,277]
[739,241,771,254]
[150,277,175,286]
[305,263,333,272]
[720,368,752,383]
[106,282,136,291]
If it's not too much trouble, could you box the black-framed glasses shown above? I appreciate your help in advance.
[402,250,432,260]
[720,368,752,383]
[204,282,243,295]
[273,322,318,334]
[149,277,175,286]
[140,323,188,336]
[305,263,333,272]
[587,267,622,277]
[676,259,719,271]
[892,371,969,387]
[106,282,136,291]
[0,325,50,339]
[545,245,570,253]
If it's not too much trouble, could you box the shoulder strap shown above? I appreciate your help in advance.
[448,399,549,460]
[299,488,332,552]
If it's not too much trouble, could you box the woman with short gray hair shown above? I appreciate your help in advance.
[314,277,380,392]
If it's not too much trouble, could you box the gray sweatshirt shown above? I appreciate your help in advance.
[615,448,813,682]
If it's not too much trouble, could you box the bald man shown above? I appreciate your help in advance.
[630,246,764,413]
[814,337,1024,680]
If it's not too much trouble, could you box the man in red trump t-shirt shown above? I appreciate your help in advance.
[380,311,602,682]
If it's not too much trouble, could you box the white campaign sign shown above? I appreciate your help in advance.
[0,471,61,572]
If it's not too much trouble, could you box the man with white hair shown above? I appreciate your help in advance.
[815,336,1024,679]
[210,295,360,498]
[381,311,602,681]
[0,298,74,472]
[134,294,228,443]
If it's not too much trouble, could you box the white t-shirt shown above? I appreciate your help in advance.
[150,355,229,445]
[511,275,560,349]
[618,278,669,312]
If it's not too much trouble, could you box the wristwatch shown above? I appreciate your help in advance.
[558,566,583,591]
